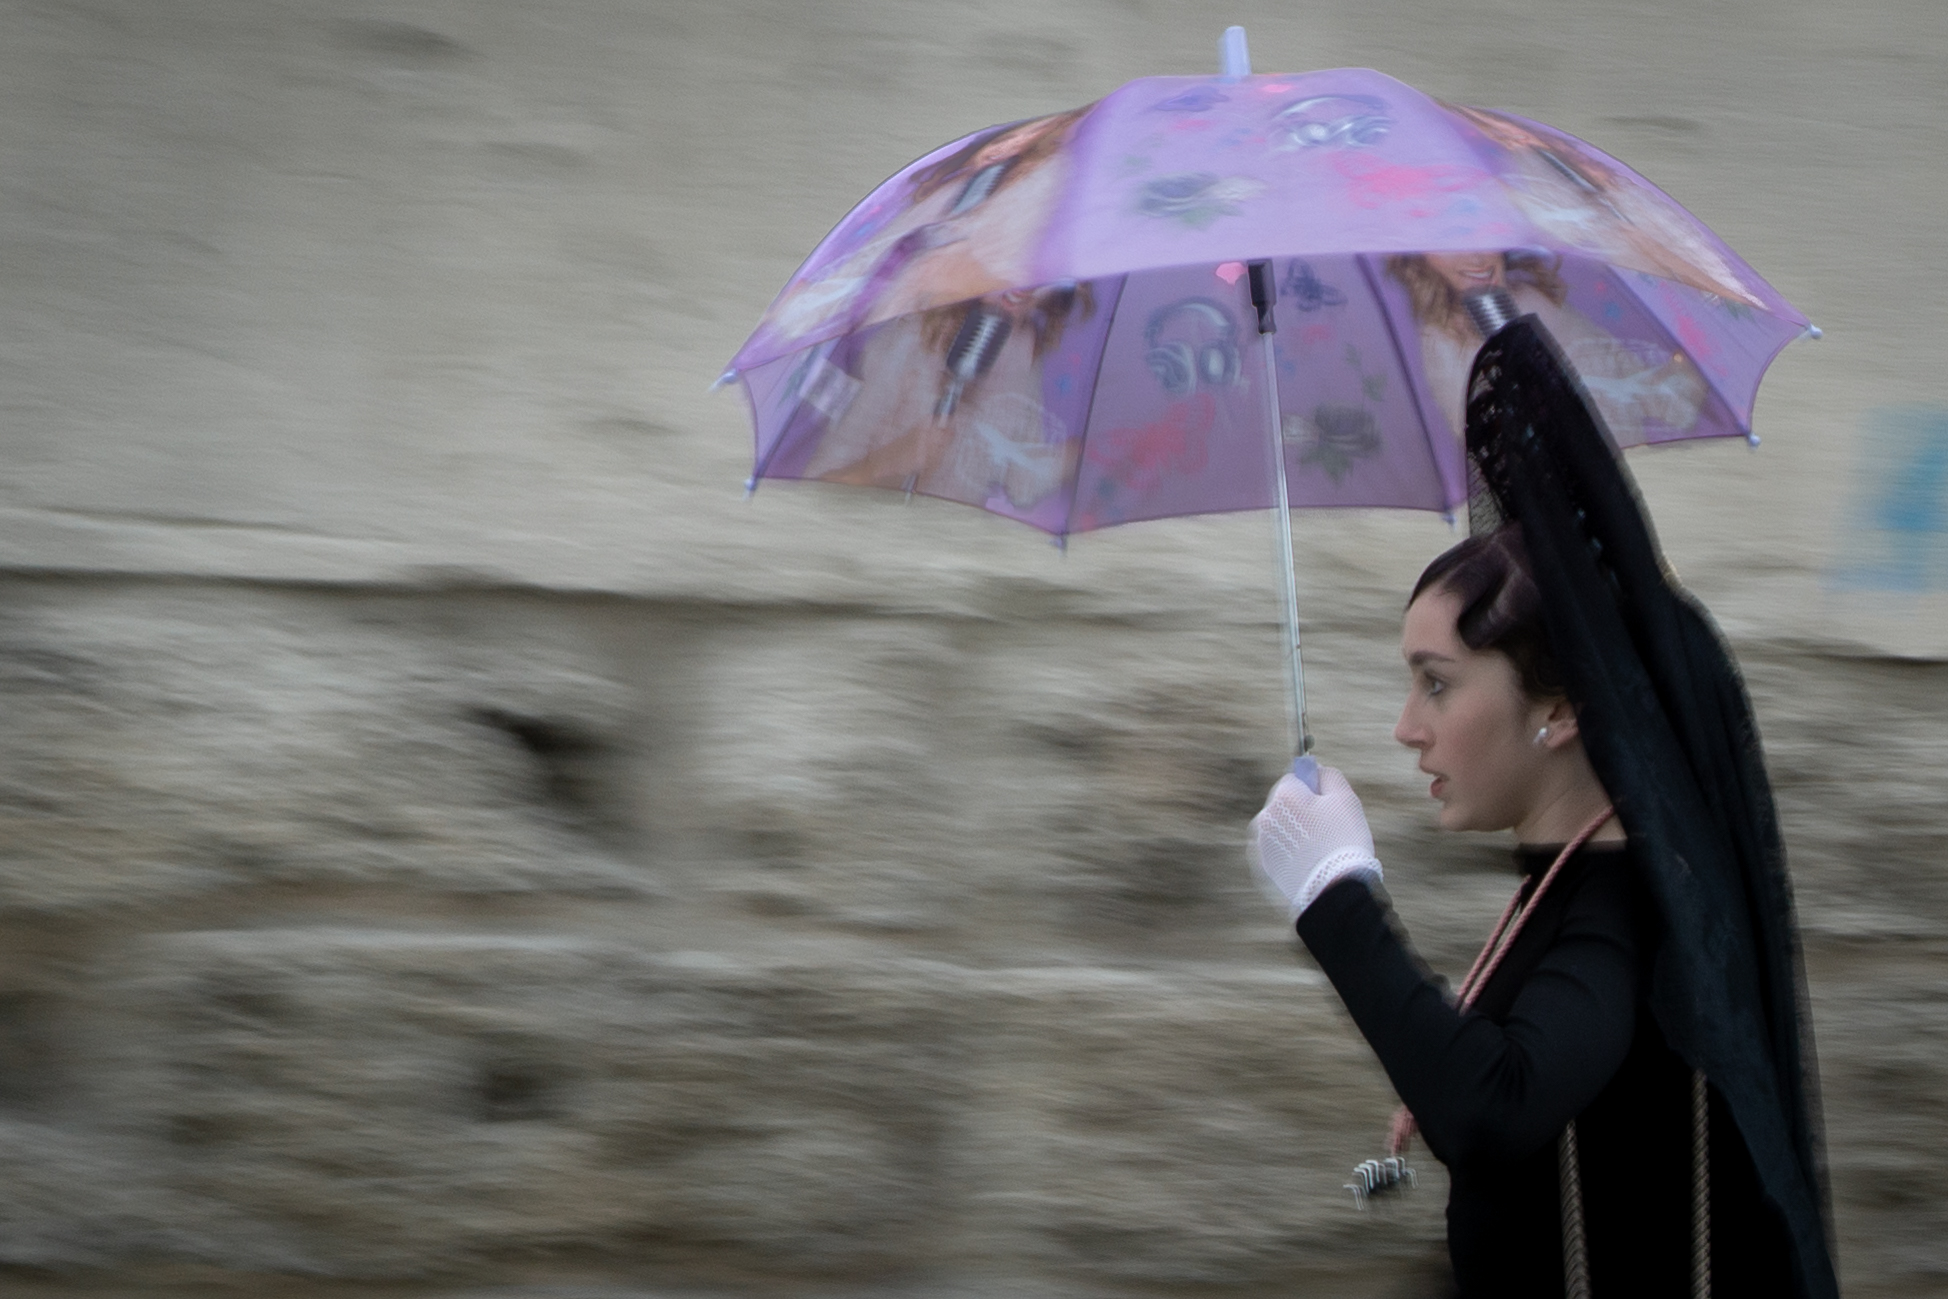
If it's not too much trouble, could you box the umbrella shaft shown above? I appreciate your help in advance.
[1258,330,1311,756]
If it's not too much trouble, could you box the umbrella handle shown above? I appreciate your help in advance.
[1290,754,1321,794]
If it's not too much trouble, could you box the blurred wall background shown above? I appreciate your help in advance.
[0,2,1944,1295]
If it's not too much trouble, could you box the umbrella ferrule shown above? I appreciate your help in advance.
[1219,26,1250,80]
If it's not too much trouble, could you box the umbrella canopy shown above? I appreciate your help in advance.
[728,65,1809,536]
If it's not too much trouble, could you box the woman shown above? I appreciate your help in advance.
[762,105,1090,349]
[1387,249,1703,447]
[1438,101,1764,310]
[803,282,1094,512]
[1248,322,1836,1297]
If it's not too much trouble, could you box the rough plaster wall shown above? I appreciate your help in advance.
[0,1,1945,1297]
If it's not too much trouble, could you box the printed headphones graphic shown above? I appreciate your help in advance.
[1143,298,1241,397]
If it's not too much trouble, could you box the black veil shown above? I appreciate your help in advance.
[1463,320,1837,1299]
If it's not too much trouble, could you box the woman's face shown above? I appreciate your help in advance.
[1425,251,1507,297]
[1394,589,1552,833]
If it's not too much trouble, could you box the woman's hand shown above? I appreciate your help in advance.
[1248,765,1383,918]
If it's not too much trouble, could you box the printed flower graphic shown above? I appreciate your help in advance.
[1137,173,1268,228]
[1285,403,1382,481]
[1090,393,1215,495]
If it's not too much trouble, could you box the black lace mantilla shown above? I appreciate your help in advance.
[1462,320,1838,1299]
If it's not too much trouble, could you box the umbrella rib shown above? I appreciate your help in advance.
[1061,275,1129,540]
[1355,255,1460,511]
[750,333,856,487]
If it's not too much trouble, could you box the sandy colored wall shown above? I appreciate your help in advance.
[0,3,1944,1296]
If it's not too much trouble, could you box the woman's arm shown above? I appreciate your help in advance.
[1297,862,1642,1166]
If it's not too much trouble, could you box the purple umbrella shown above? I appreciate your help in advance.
[723,28,1812,768]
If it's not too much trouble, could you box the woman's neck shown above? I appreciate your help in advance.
[1513,760,1622,847]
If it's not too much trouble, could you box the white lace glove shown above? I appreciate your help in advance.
[1247,764,1383,918]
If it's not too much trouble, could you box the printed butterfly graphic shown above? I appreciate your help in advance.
[1283,261,1348,311]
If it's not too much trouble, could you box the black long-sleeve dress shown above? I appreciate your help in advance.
[1298,842,1796,1298]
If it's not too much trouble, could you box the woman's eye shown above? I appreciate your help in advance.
[1424,677,1445,697]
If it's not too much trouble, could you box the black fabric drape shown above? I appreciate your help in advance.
[1460,319,1836,1299]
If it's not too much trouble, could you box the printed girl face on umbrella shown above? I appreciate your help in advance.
[1388,249,1703,446]
[1389,250,1567,343]
[763,106,1090,346]
[1442,102,1760,307]
[803,283,1094,512]
[1425,250,1505,296]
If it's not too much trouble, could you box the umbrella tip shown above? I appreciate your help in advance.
[710,368,739,392]
[1805,324,1824,340]
[743,476,758,499]
[1219,26,1250,80]
[1745,432,1762,448]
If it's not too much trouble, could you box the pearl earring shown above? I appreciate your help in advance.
[1534,726,1551,747]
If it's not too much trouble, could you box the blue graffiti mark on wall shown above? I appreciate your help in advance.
[1831,405,1948,592]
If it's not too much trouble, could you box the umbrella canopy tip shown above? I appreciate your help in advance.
[1804,324,1824,340]
[1219,26,1251,80]
[709,368,739,392]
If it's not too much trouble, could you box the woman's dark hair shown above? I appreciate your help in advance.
[1410,524,1565,701]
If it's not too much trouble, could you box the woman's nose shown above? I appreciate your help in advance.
[1393,704,1422,749]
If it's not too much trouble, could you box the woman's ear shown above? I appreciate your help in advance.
[1539,696,1581,749]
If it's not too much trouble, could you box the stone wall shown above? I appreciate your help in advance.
[0,579,1941,1297]
[0,579,1446,1293]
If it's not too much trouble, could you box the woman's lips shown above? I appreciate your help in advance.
[1429,776,1447,799]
